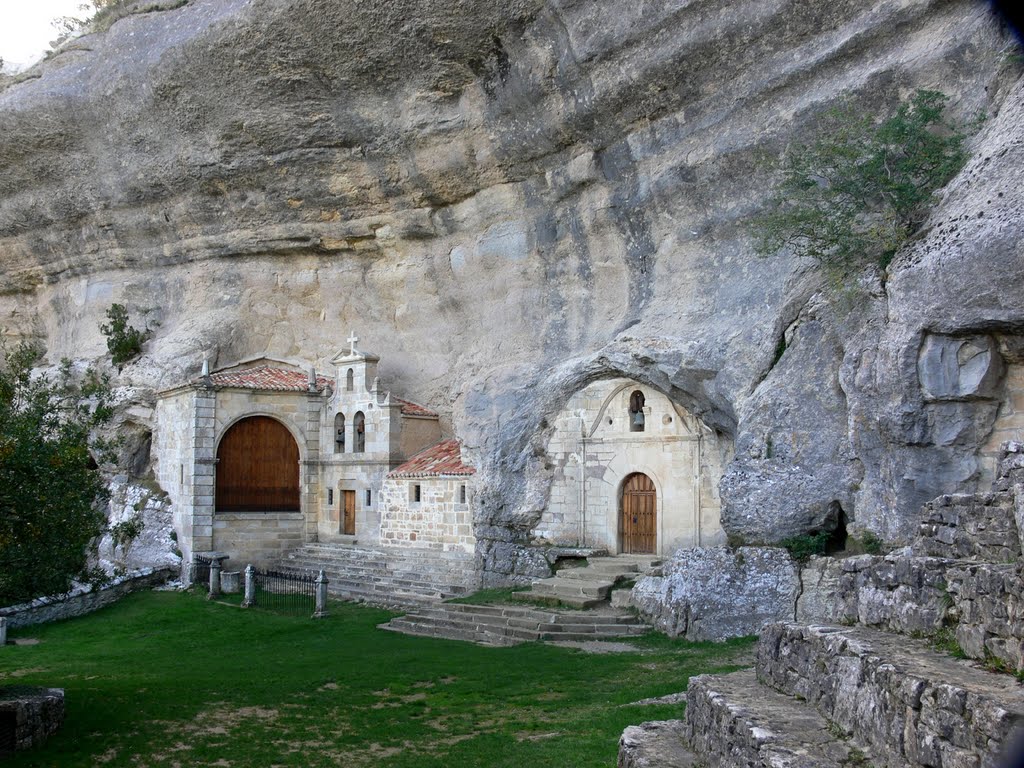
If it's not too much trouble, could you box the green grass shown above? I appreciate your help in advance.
[0,591,752,767]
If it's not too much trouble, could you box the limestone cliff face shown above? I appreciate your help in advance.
[0,0,1021,577]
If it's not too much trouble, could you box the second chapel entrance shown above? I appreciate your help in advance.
[620,473,656,554]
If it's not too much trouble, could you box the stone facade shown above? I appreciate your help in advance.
[537,378,728,556]
[380,477,475,553]
[153,347,453,574]
[317,349,441,543]
[379,439,477,554]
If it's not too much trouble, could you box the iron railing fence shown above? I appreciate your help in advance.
[251,569,317,615]
[192,554,213,587]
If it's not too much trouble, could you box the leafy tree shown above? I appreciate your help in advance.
[753,90,976,279]
[0,342,113,606]
[100,303,151,370]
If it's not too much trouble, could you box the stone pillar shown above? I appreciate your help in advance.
[208,557,223,599]
[313,570,329,619]
[304,393,324,544]
[191,387,218,556]
[242,564,256,608]
[0,616,7,646]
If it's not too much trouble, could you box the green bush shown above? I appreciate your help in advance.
[0,343,113,605]
[753,90,977,279]
[779,531,829,564]
[100,303,151,370]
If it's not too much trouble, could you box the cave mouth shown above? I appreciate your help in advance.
[824,503,848,555]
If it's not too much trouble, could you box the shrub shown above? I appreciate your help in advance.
[753,90,977,280]
[100,304,151,370]
[0,342,113,605]
[780,531,829,564]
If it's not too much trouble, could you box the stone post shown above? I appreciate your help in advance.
[208,557,223,600]
[313,569,329,619]
[242,564,256,608]
[0,616,7,647]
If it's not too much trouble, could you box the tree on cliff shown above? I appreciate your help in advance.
[754,89,976,280]
[0,342,112,605]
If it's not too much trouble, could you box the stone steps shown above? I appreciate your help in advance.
[684,668,881,767]
[513,554,661,609]
[618,720,696,768]
[379,601,651,645]
[275,542,478,608]
[758,623,1024,767]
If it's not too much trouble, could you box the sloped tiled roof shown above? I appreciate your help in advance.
[388,439,476,478]
[394,397,438,418]
[203,366,332,392]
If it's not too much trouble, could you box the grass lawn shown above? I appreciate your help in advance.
[0,590,752,767]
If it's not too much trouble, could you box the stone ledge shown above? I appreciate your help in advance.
[757,623,1024,767]
[0,568,176,629]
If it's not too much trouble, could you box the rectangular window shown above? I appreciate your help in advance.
[328,488,334,506]
[459,484,467,504]
[365,489,372,507]
[411,483,421,503]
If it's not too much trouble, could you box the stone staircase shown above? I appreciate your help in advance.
[513,554,661,608]
[619,442,1024,767]
[378,601,651,646]
[277,542,478,608]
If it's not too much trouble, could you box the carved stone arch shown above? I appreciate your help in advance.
[353,411,366,453]
[334,412,345,453]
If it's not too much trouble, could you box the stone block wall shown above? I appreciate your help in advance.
[913,491,1020,562]
[798,554,1024,674]
[0,687,64,754]
[211,512,306,567]
[379,476,475,554]
[0,568,175,629]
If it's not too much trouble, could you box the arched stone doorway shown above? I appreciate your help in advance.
[620,472,657,554]
[215,416,300,512]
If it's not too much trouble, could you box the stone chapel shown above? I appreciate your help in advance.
[152,338,477,571]
[536,378,729,556]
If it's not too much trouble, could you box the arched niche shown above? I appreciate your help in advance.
[215,416,300,512]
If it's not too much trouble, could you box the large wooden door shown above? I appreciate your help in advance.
[342,490,356,535]
[215,416,300,512]
[620,473,656,554]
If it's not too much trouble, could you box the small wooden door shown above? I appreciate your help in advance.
[342,490,356,535]
[621,473,656,554]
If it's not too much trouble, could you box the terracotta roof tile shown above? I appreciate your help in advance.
[388,439,475,478]
[203,366,332,392]
[393,397,438,418]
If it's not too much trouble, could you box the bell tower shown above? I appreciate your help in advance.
[331,331,380,396]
